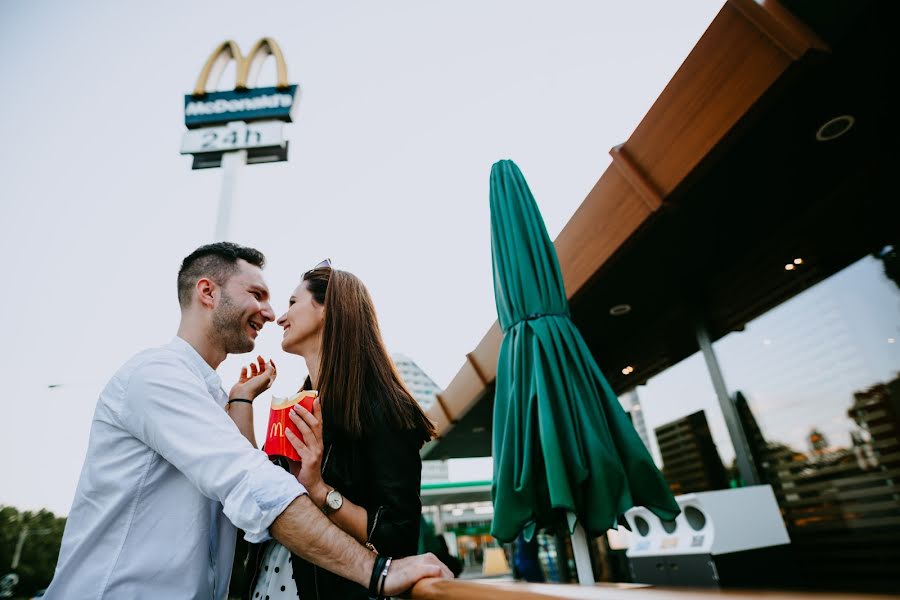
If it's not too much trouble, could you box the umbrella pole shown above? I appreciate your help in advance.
[571,521,595,584]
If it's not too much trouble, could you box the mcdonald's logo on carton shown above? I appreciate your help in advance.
[264,390,318,461]
[184,38,298,129]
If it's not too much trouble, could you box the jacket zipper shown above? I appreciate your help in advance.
[247,541,264,599]
[314,443,334,600]
[366,506,385,554]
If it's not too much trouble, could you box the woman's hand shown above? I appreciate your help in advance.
[228,355,277,401]
[285,397,328,506]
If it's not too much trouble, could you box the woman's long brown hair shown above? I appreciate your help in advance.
[303,267,436,444]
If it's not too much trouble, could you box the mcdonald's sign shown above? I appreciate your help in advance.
[184,38,298,129]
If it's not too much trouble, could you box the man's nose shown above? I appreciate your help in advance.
[261,302,276,322]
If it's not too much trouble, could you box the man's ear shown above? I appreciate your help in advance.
[196,278,217,309]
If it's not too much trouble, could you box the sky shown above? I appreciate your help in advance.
[0,1,726,515]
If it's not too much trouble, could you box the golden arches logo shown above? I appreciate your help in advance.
[270,422,285,438]
[193,38,289,96]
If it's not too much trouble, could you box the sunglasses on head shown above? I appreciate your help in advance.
[303,258,332,279]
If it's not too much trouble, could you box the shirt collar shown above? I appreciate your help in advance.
[168,336,228,404]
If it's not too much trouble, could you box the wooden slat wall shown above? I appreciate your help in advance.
[746,382,900,588]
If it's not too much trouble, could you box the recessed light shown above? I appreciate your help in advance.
[622,366,634,375]
[816,115,855,142]
[784,264,796,271]
[793,258,803,265]
[610,304,632,317]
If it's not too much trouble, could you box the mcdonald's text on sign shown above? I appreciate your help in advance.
[183,85,298,129]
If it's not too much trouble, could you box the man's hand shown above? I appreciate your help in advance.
[382,553,454,597]
[271,497,454,594]
[229,355,276,401]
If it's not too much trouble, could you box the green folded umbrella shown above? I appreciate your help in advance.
[489,159,680,546]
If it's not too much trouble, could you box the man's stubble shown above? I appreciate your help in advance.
[212,289,255,355]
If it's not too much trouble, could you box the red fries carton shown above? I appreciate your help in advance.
[264,390,318,461]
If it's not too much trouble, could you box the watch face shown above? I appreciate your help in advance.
[327,490,342,510]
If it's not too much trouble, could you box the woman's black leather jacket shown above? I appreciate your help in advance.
[248,398,424,599]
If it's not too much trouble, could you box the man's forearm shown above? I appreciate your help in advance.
[226,402,257,447]
[270,495,375,587]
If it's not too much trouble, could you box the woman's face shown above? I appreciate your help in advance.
[276,281,325,356]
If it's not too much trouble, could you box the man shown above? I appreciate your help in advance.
[46,242,450,599]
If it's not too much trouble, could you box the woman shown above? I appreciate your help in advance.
[232,261,436,599]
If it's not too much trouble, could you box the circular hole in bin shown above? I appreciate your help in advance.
[684,506,706,531]
[634,516,650,537]
[661,519,677,534]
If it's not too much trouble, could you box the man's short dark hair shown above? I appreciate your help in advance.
[177,242,266,308]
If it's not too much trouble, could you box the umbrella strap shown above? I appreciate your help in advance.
[505,311,567,331]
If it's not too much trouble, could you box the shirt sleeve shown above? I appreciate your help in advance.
[116,354,306,543]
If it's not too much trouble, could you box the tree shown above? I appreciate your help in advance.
[0,506,66,598]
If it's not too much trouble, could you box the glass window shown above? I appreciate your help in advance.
[623,351,735,494]
[713,254,900,590]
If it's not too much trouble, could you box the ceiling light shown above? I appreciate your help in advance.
[890,338,896,344]
[816,115,855,142]
[622,366,634,375]
[793,258,803,265]
[763,339,772,345]
[475,505,494,515]
[784,264,796,271]
[451,508,464,516]
[609,304,632,317]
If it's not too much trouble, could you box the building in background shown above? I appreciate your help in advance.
[654,410,728,495]
[394,354,440,411]
[621,389,652,454]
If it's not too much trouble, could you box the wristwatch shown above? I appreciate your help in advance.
[322,488,343,514]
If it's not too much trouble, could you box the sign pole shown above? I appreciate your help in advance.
[214,149,246,241]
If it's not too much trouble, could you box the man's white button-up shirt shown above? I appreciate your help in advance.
[46,337,305,600]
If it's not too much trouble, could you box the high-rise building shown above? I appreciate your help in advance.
[393,354,440,411]
[622,389,652,454]
[847,377,900,468]
[654,410,728,495]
